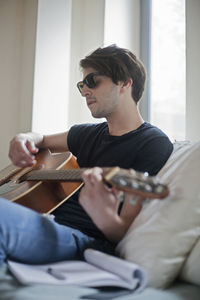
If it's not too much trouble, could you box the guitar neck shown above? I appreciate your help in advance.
[20,168,111,182]
[19,167,169,199]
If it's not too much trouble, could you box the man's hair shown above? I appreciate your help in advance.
[79,44,146,104]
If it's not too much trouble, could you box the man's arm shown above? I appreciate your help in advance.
[9,131,69,167]
[79,167,143,243]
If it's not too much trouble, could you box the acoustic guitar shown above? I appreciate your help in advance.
[0,149,169,214]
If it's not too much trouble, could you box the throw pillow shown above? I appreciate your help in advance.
[116,141,200,288]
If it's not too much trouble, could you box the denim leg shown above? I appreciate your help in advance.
[0,197,113,266]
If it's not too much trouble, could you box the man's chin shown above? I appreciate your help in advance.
[91,112,104,119]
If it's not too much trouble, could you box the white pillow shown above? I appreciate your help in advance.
[157,140,193,179]
[116,141,200,289]
[180,236,200,285]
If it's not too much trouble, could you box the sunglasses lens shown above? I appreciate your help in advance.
[77,82,84,91]
[85,74,96,88]
[77,72,102,93]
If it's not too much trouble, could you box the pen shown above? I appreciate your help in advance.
[47,267,66,280]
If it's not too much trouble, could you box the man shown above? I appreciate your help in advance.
[0,45,173,266]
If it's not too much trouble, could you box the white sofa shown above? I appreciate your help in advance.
[0,141,200,300]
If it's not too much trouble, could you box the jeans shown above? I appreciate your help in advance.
[0,197,114,266]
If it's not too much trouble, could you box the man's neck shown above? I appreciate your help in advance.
[106,101,144,136]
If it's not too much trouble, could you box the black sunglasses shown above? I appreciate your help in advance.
[77,72,104,94]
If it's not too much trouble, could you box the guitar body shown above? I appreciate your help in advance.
[0,150,82,214]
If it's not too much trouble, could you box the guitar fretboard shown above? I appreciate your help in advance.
[20,168,110,182]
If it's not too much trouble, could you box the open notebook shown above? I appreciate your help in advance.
[8,249,147,291]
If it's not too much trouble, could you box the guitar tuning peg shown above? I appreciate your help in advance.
[116,191,125,203]
[129,195,139,205]
[118,178,128,187]
[154,185,165,195]
[144,183,153,192]
[141,198,150,206]
[130,180,139,189]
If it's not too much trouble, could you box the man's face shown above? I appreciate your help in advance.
[79,68,121,119]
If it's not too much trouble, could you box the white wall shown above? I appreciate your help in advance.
[0,0,37,169]
[32,0,72,134]
[186,0,200,142]
[104,0,140,55]
[67,0,105,127]
[32,0,106,131]
[0,0,200,170]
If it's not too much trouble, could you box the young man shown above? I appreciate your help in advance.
[0,45,173,266]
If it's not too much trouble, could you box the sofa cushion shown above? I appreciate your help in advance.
[116,141,200,288]
[180,236,200,286]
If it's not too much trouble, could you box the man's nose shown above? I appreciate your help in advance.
[81,85,92,97]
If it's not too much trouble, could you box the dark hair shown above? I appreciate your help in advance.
[79,44,146,104]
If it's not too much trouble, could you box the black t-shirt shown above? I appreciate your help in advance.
[53,122,173,239]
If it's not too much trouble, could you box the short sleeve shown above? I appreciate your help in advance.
[67,123,100,158]
[67,124,87,157]
[133,137,173,175]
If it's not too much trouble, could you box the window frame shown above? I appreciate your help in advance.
[140,0,152,122]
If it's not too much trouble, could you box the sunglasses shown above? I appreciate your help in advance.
[77,72,104,94]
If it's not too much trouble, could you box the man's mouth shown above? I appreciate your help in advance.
[86,99,96,107]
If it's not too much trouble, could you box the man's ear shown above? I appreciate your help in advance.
[120,78,133,93]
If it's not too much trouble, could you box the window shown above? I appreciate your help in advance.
[150,0,186,141]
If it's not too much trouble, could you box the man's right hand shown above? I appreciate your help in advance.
[9,132,44,167]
